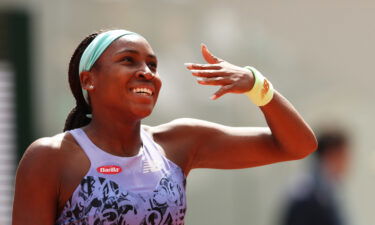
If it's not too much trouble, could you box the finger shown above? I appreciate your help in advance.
[196,77,232,86]
[201,44,224,64]
[184,63,221,70]
[211,84,235,100]
[190,69,228,78]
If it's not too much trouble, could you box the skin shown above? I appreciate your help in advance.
[12,34,317,225]
[322,145,350,182]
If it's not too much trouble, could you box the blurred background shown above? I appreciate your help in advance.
[1,0,374,224]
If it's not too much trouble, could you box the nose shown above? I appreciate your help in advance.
[135,67,155,80]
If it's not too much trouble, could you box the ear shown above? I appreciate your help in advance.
[80,71,95,90]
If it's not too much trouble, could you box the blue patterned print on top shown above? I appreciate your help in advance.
[56,128,186,225]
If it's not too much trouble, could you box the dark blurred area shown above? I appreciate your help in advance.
[0,9,34,160]
[279,128,351,225]
[0,9,34,225]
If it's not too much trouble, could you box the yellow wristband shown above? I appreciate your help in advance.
[244,66,274,106]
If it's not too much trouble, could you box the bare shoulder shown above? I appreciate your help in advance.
[142,118,230,175]
[145,118,227,137]
[144,118,249,152]
[17,132,80,179]
[13,132,83,224]
[21,134,62,165]
[21,133,77,163]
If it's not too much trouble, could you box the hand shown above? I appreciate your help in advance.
[185,44,255,100]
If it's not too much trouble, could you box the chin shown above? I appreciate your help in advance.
[131,106,154,119]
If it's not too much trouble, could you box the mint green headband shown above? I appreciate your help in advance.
[79,29,138,74]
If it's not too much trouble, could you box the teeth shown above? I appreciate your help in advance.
[132,88,153,96]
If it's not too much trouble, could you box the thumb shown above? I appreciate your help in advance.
[201,43,223,64]
[211,84,235,100]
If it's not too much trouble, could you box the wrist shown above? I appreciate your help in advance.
[244,66,274,106]
[246,68,256,91]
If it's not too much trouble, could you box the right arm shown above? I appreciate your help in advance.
[12,138,61,225]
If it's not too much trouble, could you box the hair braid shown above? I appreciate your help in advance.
[63,32,99,131]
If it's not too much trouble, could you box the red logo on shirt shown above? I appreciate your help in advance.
[97,165,122,175]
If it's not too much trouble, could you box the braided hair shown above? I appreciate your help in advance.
[63,32,99,131]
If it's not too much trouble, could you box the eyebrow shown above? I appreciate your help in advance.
[115,49,157,60]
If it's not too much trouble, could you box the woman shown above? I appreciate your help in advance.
[12,29,317,225]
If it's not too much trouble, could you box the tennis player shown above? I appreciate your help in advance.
[12,29,317,225]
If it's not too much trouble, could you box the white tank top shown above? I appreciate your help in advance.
[56,127,187,225]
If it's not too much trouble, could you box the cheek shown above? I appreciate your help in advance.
[100,70,133,86]
[154,76,163,94]
[95,76,132,100]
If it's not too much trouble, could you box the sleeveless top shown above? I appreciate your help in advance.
[55,128,187,225]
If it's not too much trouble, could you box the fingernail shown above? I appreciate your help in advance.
[210,95,217,100]
[184,63,193,69]
[196,77,204,81]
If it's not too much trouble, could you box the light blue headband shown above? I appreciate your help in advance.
[79,29,138,74]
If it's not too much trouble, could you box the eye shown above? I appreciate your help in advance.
[121,56,134,63]
[148,62,157,71]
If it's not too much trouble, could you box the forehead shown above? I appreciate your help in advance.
[105,34,155,56]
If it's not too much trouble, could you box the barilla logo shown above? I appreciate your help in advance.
[97,165,122,175]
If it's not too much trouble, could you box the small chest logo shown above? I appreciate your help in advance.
[143,160,162,174]
[97,165,122,175]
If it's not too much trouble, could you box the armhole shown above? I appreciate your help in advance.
[67,128,94,166]
[140,127,187,178]
[56,131,92,218]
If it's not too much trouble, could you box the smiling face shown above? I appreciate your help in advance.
[83,34,162,121]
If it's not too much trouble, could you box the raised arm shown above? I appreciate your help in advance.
[12,138,60,225]
[151,45,317,175]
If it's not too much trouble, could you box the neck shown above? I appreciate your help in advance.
[83,115,143,157]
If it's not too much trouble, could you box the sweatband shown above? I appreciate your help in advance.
[244,66,274,106]
[79,29,138,74]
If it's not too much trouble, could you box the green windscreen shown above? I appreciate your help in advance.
[0,10,33,225]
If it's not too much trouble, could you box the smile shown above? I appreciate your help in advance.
[131,87,153,96]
